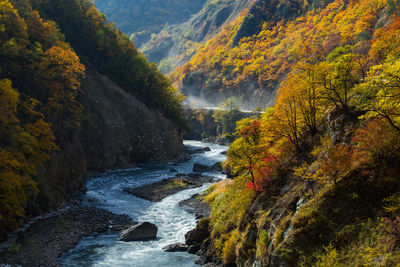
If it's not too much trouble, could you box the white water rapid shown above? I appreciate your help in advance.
[61,140,227,267]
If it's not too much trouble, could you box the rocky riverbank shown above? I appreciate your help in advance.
[0,141,227,267]
[162,193,215,260]
[184,216,222,266]
[0,203,134,267]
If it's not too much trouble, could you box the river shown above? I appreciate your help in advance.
[61,140,227,267]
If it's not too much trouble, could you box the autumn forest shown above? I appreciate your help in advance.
[1,0,400,266]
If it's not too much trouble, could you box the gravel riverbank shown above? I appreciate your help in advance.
[0,203,134,267]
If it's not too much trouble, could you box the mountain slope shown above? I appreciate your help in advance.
[93,0,207,46]
[171,0,386,109]
[80,63,183,170]
[0,0,185,240]
[141,0,253,73]
[181,0,400,266]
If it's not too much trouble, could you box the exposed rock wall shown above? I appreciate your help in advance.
[79,63,184,170]
[29,63,184,217]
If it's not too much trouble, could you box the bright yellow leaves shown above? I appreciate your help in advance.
[38,46,85,132]
[171,0,386,104]
[40,46,85,92]
[0,79,57,233]
[354,56,400,131]
[0,1,81,234]
[0,79,18,120]
[261,62,326,151]
[228,117,263,181]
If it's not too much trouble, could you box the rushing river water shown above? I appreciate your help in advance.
[61,140,227,267]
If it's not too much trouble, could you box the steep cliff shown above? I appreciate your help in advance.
[79,63,183,171]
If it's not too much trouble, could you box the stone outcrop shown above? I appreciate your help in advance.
[79,64,184,171]
[119,222,158,242]
[185,218,210,246]
[124,174,214,202]
[179,194,211,219]
[327,106,362,145]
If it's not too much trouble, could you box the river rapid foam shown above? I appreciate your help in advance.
[61,140,227,267]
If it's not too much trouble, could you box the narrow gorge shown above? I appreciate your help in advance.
[1,0,400,266]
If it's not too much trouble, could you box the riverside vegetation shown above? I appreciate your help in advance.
[170,0,400,266]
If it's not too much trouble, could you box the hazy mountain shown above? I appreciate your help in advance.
[93,0,207,46]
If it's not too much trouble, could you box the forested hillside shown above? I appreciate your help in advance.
[178,0,400,266]
[2,0,400,265]
[142,0,252,73]
[0,0,185,241]
[171,0,390,108]
[93,0,207,46]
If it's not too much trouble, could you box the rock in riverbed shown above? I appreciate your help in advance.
[212,162,223,171]
[162,243,188,252]
[193,162,222,173]
[179,194,211,219]
[119,222,158,242]
[185,146,211,155]
[123,175,214,202]
[193,163,213,172]
[188,244,202,254]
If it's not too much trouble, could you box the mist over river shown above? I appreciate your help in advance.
[61,141,227,267]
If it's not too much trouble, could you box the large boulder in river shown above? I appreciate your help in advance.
[119,222,158,241]
[193,163,213,173]
[193,162,222,173]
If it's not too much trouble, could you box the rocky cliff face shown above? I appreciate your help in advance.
[79,63,184,171]
[30,63,184,215]
[142,0,253,73]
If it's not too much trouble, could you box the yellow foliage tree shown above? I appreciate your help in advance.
[37,46,85,133]
[354,56,400,132]
[0,79,57,234]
